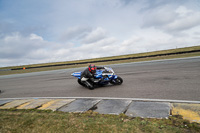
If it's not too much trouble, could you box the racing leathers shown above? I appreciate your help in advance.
[81,66,104,89]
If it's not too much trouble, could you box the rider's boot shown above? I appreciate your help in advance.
[84,81,94,90]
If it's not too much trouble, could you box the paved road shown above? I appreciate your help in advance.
[0,57,200,101]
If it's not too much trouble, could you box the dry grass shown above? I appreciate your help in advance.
[0,110,200,133]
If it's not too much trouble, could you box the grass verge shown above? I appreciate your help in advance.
[0,110,200,133]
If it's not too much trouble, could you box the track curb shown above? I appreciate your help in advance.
[0,97,199,123]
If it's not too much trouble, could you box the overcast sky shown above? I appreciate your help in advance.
[0,0,200,67]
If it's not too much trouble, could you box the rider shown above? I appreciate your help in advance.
[81,64,105,90]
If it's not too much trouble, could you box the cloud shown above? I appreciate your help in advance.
[142,5,200,33]
[0,0,200,67]
[0,31,117,66]
[0,33,53,66]
[59,26,92,42]
[121,36,143,46]
[142,5,177,28]
[82,27,107,44]
[166,6,200,32]
[1,27,199,67]
[29,34,44,41]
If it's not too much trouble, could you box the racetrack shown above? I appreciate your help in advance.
[0,57,200,101]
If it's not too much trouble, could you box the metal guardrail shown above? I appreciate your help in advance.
[0,69,12,71]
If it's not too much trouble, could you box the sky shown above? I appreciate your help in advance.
[0,0,200,67]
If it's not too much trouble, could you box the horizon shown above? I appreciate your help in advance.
[1,45,199,68]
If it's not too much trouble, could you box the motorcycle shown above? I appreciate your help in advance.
[71,67,123,89]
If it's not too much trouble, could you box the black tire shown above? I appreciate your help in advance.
[88,86,94,90]
[77,79,85,86]
[110,76,123,85]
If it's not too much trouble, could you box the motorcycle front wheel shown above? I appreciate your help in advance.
[110,76,123,85]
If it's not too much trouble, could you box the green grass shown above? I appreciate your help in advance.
[0,110,200,133]
[0,45,200,76]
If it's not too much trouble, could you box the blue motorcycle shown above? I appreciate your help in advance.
[71,67,123,89]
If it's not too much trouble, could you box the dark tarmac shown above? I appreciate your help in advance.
[0,57,200,101]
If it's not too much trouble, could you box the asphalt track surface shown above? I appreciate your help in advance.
[0,57,200,101]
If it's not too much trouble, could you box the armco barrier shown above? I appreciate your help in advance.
[9,49,200,71]
[0,69,12,71]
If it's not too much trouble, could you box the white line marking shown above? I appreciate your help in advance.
[0,97,200,104]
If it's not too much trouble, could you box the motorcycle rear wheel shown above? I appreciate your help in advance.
[110,76,123,85]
